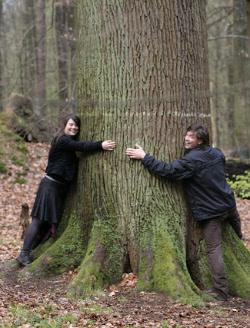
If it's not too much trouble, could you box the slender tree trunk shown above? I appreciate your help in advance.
[67,0,77,112]
[208,1,250,158]
[55,0,69,116]
[226,38,236,155]
[209,23,221,149]
[232,0,250,158]
[0,0,3,110]
[36,0,46,114]
[247,0,250,37]
[29,0,250,303]
[22,0,38,98]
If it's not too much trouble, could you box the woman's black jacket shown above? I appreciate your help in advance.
[142,145,236,221]
[46,135,102,182]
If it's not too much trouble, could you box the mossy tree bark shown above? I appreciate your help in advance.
[29,0,250,303]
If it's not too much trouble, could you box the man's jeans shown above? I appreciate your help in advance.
[200,208,242,297]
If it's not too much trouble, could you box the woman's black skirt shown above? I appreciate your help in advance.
[31,176,68,224]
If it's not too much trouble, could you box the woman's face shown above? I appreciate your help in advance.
[64,118,79,136]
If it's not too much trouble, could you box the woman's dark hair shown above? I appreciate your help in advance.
[186,124,210,145]
[51,114,81,147]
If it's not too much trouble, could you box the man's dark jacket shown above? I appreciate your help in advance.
[46,135,102,182]
[142,145,236,221]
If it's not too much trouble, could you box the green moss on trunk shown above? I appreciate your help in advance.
[138,227,202,305]
[68,219,124,297]
[28,214,85,275]
[223,226,250,298]
[187,224,250,299]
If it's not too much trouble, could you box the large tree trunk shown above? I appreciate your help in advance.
[29,0,250,303]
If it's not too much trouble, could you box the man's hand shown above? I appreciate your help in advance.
[102,140,116,150]
[126,144,146,160]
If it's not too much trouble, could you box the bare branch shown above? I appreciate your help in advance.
[208,34,250,41]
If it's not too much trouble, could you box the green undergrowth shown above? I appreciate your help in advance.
[27,214,85,276]
[1,304,78,328]
[1,300,112,328]
[228,170,250,199]
[0,113,28,180]
[80,302,113,315]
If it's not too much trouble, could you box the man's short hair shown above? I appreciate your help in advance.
[186,124,210,145]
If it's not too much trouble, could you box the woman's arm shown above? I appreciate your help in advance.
[58,135,115,152]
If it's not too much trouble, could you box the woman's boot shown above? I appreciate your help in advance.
[16,249,33,266]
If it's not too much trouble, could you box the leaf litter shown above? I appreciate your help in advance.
[0,143,249,327]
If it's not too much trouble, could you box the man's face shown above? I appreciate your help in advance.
[184,131,202,149]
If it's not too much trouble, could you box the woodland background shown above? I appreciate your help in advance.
[0,0,249,159]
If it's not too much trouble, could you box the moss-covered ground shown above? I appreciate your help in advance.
[0,113,29,177]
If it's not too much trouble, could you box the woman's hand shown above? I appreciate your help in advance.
[126,144,146,160]
[102,140,116,151]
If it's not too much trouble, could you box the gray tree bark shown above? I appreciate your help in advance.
[54,0,76,116]
[29,0,250,303]
[55,0,68,114]
[0,0,3,110]
[207,0,250,158]
[22,0,38,98]
[36,0,46,114]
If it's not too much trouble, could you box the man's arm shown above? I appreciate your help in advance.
[126,144,195,180]
[126,144,146,159]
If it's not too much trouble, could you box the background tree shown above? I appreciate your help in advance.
[36,0,46,115]
[0,0,3,111]
[29,0,250,303]
[55,0,76,117]
[21,0,38,99]
[247,0,250,36]
[55,0,68,114]
[2,1,248,149]
[0,0,76,132]
[207,0,250,158]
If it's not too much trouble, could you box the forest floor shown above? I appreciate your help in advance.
[0,143,250,328]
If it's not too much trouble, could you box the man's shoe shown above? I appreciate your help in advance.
[16,250,33,266]
[205,288,229,301]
